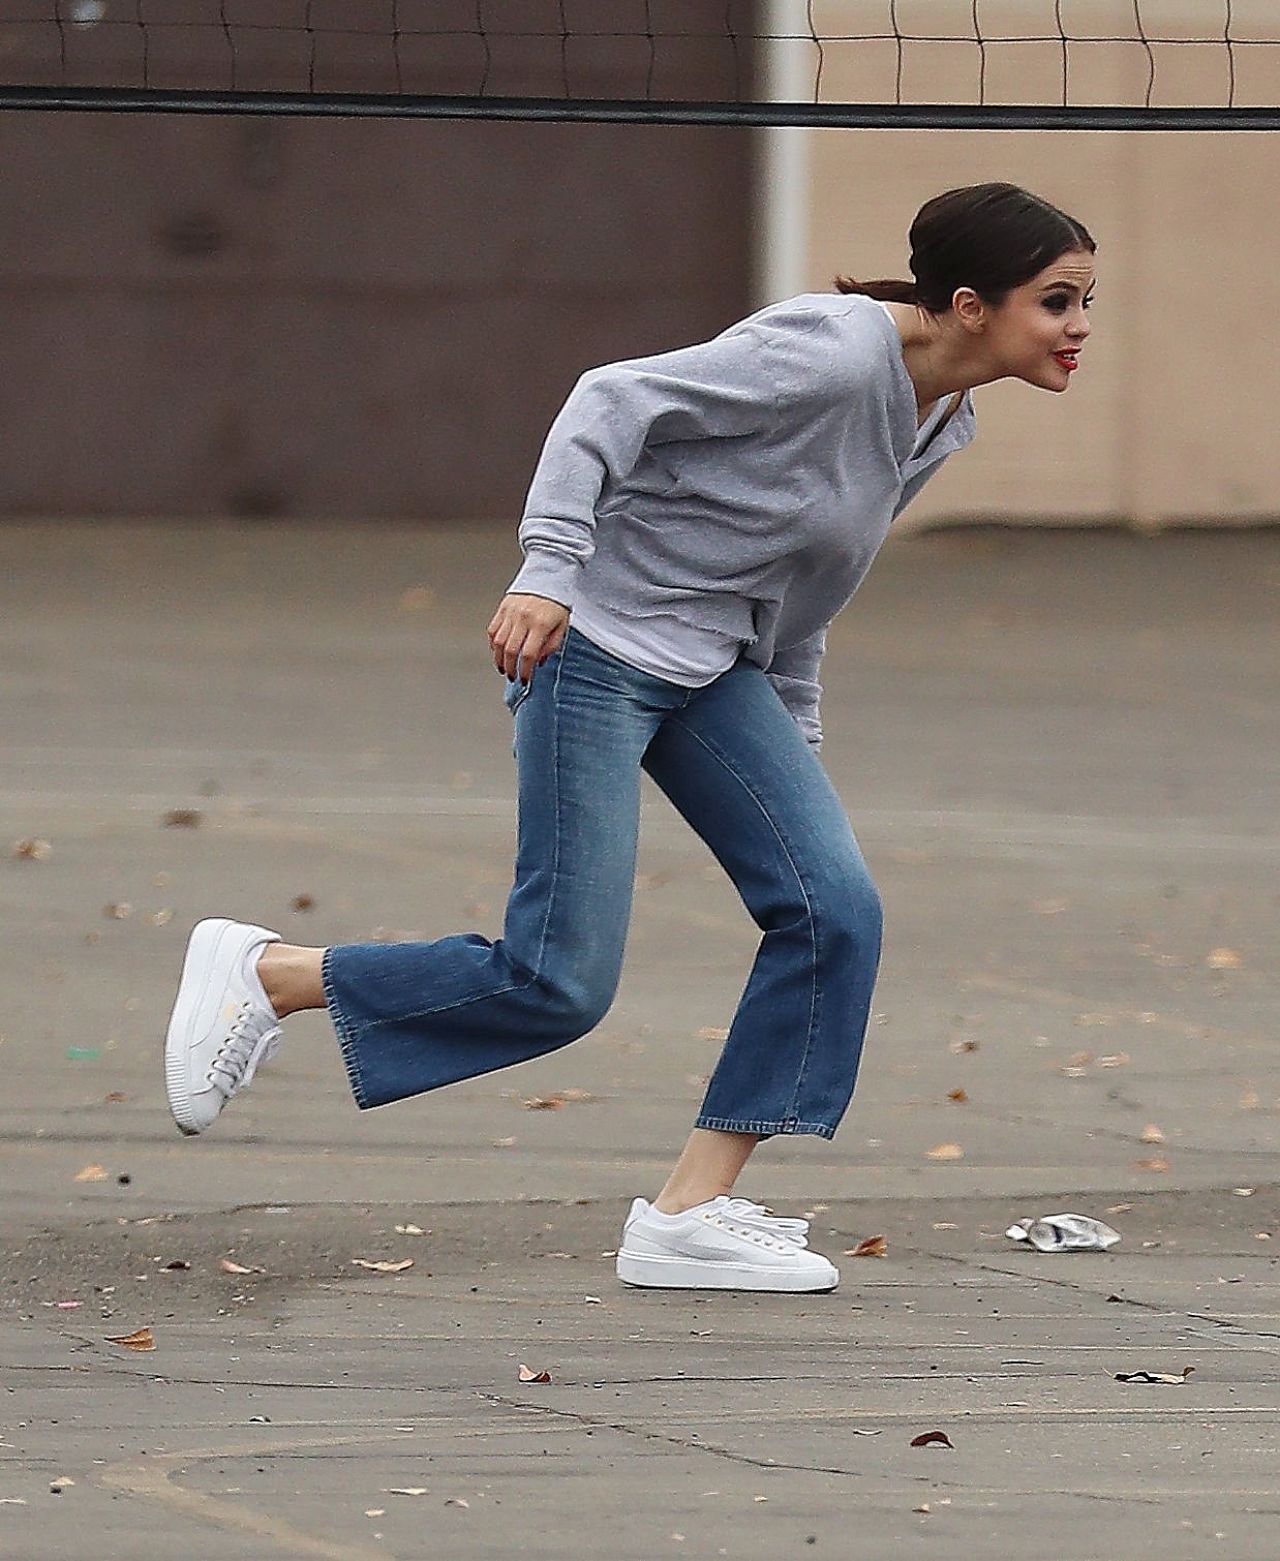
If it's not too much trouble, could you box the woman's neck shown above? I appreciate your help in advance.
[881,300,990,417]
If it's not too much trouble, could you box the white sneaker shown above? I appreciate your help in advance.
[164,918,283,1136]
[616,1195,839,1293]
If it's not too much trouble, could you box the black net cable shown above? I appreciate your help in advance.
[219,0,234,92]
[809,0,826,104]
[1132,0,1157,108]
[4,2,1280,129]
[974,0,986,109]
[475,0,491,100]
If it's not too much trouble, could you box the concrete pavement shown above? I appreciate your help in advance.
[1,520,1277,1558]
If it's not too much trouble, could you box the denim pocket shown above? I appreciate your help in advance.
[503,676,533,716]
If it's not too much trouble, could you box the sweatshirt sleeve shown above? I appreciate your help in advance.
[765,627,829,750]
[508,321,794,607]
[892,459,949,522]
[892,391,975,520]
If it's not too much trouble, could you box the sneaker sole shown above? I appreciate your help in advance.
[616,1251,838,1293]
[164,917,240,1137]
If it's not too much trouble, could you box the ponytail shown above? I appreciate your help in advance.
[834,184,1096,314]
[834,276,919,304]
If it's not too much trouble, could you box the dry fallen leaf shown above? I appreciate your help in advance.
[12,837,51,860]
[932,1222,958,1231]
[104,1091,128,1104]
[160,1259,191,1272]
[696,1027,729,1042]
[394,1224,427,1237]
[444,1498,470,1509]
[1139,1124,1166,1144]
[520,1089,593,1108]
[291,893,315,911]
[1098,1053,1131,1068]
[148,908,174,927]
[845,1235,887,1258]
[1114,1366,1194,1384]
[1136,1156,1170,1172]
[492,1136,516,1148]
[74,1165,109,1183]
[1232,1188,1256,1197]
[1240,1090,1260,1110]
[364,1509,385,1518]
[948,1038,979,1054]
[1207,947,1242,970]
[947,1088,968,1103]
[352,1258,414,1274]
[926,1143,964,1161]
[910,1431,954,1448]
[220,1258,265,1275]
[104,902,132,920]
[162,809,202,828]
[518,1364,552,1383]
[106,1327,155,1351]
[385,1487,429,1496]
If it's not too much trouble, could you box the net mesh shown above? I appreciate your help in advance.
[2,2,1279,124]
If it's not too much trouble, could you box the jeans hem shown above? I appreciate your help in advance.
[695,1113,836,1141]
[322,947,370,1111]
[669,713,824,1124]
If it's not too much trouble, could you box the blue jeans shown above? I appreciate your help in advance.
[322,629,882,1139]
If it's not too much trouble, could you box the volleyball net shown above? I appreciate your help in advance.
[1,2,1279,129]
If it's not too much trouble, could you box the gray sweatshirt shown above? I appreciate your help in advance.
[508,293,977,745]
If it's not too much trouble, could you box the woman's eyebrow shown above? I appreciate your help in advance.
[1041,280,1095,294]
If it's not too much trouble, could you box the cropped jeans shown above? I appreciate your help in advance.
[322,628,883,1139]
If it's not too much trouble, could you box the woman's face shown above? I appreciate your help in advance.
[980,248,1095,391]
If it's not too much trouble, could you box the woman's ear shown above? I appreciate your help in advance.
[951,286,987,333]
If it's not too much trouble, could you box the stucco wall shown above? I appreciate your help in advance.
[801,5,1280,527]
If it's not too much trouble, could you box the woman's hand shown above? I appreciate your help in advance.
[486,593,570,683]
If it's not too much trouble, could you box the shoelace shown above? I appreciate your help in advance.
[208,1001,282,1099]
[714,1197,811,1249]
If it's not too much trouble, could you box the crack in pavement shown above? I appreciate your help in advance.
[478,1390,876,1479]
[475,1392,1177,1508]
[915,1243,1280,1349]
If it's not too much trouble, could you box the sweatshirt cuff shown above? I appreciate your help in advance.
[507,545,582,610]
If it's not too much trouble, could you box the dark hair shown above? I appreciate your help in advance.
[835,182,1095,312]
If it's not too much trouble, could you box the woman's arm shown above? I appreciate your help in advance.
[509,317,813,609]
[765,627,829,750]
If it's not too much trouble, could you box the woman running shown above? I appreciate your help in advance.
[164,182,1095,1294]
